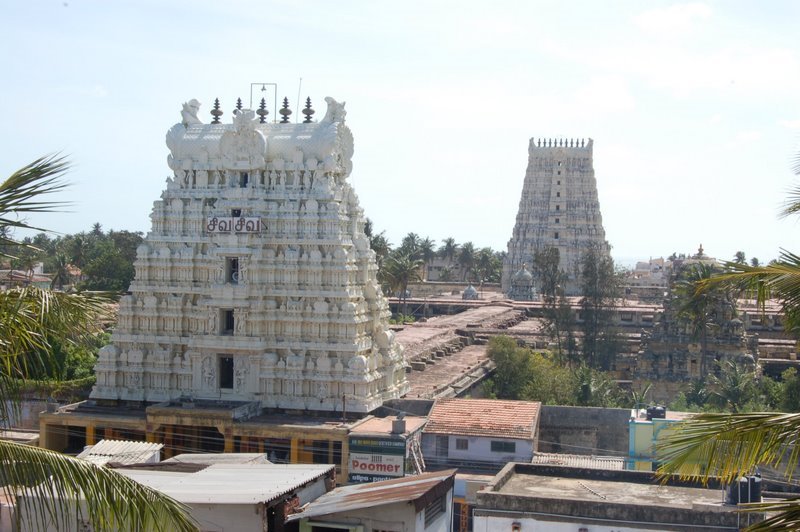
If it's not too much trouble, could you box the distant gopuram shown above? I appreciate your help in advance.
[502,138,610,297]
[90,95,409,413]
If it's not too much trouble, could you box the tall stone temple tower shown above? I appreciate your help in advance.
[502,138,610,297]
[91,96,409,414]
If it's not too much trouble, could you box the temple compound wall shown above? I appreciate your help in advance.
[90,96,408,414]
[503,138,610,297]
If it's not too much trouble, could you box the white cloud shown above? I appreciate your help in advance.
[632,2,712,35]
[780,119,800,129]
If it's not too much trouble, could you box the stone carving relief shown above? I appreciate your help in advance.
[220,110,267,170]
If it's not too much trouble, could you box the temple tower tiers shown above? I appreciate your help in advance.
[502,137,610,297]
[91,96,409,413]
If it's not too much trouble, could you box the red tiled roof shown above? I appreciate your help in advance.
[424,398,540,440]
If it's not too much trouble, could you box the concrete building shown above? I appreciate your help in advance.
[17,463,335,531]
[502,137,610,296]
[288,469,456,532]
[475,463,758,531]
[422,398,540,472]
[347,414,427,483]
[627,407,692,471]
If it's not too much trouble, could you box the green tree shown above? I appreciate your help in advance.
[706,360,758,413]
[485,336,534,399]
[418,237,436,280]
[672,262,728,377]
[438,237,459,264]
[0,155,196,531]
[383,252,422,316]
[458,241,476,281]
[49,251,71,290]
[533,247,576,364]
[579,245,621,370]
[734,251,747,264]
[80,240,136,292]
[438,266,454,282]
[476,247,501,283]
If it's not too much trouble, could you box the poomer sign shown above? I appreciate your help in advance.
[348,437,407,483]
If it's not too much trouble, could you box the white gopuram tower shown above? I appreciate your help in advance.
[502,138,610,297]
[91,96,409,413]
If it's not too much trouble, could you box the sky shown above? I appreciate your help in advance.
[2,0,799,267]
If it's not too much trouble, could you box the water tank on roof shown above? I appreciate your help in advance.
[646,406,666,420]
[726,475,762,505]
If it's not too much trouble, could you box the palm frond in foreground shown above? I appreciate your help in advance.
[1,440,197,531]
[658,412,800,531]
[0,155,71,250]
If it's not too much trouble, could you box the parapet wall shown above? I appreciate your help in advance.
[538,405,630,456]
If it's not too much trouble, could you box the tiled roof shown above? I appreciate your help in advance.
[423,398,540,439]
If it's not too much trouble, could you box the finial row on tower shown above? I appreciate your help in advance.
[207,97,317,124]
[534,138,587,148]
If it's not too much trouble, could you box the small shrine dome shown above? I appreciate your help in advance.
[512,264,534,284]
[462,285,478,300]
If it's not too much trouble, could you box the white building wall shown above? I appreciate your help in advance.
[474,514,675,532]
[421,434,533,467]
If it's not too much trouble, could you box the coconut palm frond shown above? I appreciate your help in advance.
[698,251,800,317]
[740,497,800,531]
[781,182,800,219]
[0,155,71,245]
[0,441,197,531]
[0,286,111,424]
[657,412,800,485]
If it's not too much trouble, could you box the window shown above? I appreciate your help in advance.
[456,438,468,450]
[225,257,239,284]
[557,161,562,167]
[557,180,561,185]
[221,310,234,335]
[554,232,559,239]
[556,191,560,197]
[557,170,561,175]
[239,172,249,188]
[424,494,446,527]
[219,356,234,389]
[490,440,516,453]
[555,205,560,211]
[555,218,560,224]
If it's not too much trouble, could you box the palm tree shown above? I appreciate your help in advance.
[438,237,459,265]
[458,241,476,282]
[418,237,436,280]
[674,263,723,377]
[659,157,800,530]
[383,252,422,317]
[49,252,71,290]
[0,155,196,531]
[706,360,756,413]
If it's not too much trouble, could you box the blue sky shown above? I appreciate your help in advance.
[2,0,799,265]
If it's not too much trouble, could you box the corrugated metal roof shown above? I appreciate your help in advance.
[117,463,333,505]
[162,453,272,465]
[77,439,163,466]
[424,398,541,439]
[287,469,457,522]
[531,452,625,471]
